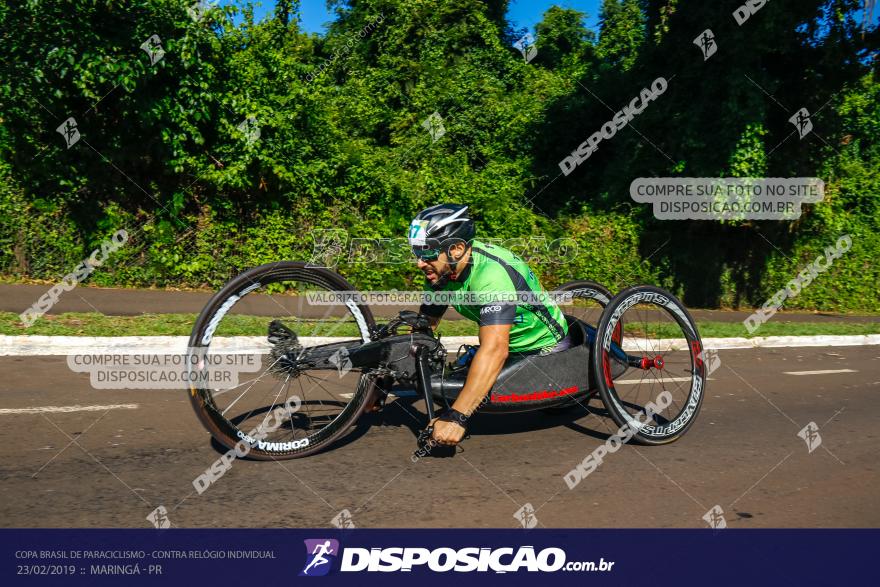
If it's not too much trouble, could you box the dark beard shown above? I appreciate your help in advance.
[429,269,452,290]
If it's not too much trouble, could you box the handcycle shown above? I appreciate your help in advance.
[187,262,706,459]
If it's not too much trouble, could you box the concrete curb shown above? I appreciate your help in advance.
[1,334,879,356]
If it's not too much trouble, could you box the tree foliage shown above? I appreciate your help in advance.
[0,0,877,310]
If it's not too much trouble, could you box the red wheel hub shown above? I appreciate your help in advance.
[639,355,665,370]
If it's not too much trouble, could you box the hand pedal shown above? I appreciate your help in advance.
[413,426,457,458]
[416,426,434,451]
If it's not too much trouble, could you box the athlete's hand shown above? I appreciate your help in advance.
[429,418,465,445]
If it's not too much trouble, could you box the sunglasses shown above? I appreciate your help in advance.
[412,247,442,261]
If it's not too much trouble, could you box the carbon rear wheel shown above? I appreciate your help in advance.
[556,279,613,328]
[556,279,626,390]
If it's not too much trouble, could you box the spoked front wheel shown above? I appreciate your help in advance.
[592,285,706,445]
[187,262,379,459]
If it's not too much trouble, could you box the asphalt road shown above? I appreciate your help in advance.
[0,345,877,529]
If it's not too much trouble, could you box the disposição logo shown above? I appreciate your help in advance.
[300,539,340,577]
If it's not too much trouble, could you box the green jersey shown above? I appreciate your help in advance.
[419,240,568,353]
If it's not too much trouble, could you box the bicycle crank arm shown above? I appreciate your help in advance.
[414,344,436,422]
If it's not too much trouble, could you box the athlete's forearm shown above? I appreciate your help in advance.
[452,344,507,416]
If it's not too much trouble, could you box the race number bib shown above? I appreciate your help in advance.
[409,220,429,245]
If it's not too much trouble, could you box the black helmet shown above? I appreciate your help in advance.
[408,204,475,252]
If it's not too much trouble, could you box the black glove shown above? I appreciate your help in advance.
[438,408,469,429]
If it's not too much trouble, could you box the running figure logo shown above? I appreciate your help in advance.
[513,503,539,529]
[513,33,538,63]
[421,112,446,142]
[146,505,171,529]
[56,117,80,149]
[797,421,822,453]
[694,29,717,60]
[789,107,813,139]
[702,505,727,529]
[300,539,339,576]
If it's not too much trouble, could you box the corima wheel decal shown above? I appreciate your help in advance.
[345,299,371,341]
[201,282,262,345]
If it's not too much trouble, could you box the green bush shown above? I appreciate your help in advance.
[0,1,877,313]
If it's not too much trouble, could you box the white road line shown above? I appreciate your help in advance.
[0,404,139,415]
[783,369,857,376]
[2,334,880,355]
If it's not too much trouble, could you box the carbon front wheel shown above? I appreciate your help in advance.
[592,285,706,445]
[187,262,378,459]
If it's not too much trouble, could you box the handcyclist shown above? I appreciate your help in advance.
[408,204,571,447]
